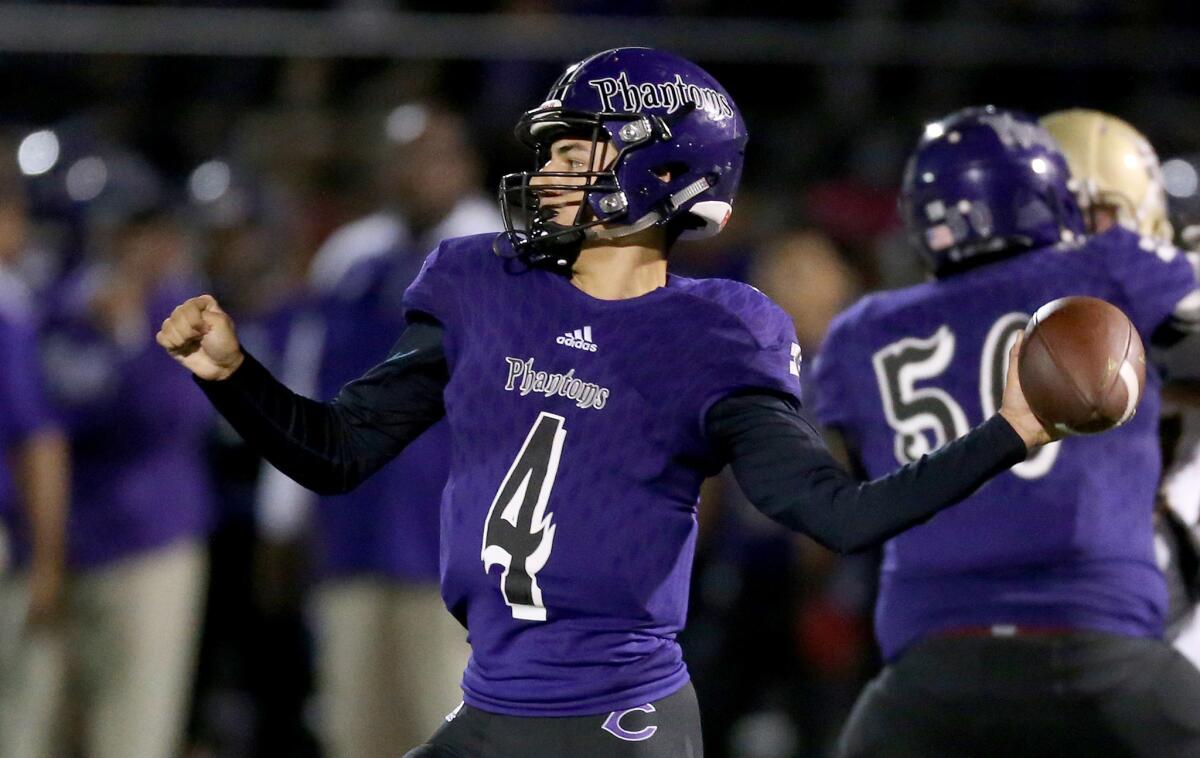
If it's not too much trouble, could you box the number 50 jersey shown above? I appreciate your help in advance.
[812,227,1199,661]
[402,234,802,716]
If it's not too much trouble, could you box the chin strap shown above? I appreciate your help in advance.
[586,211,662,241]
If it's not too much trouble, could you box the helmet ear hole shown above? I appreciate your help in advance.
[653,161,689,183]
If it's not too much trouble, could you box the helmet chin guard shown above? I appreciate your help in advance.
[498,47,746,270]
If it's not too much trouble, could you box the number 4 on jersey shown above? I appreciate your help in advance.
[482,412,566,621]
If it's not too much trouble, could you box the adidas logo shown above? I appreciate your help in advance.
[556,326,598,352]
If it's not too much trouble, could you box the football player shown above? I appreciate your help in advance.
[816,107,1200,757]
[1042,108,1200,667]
[158,51,1053,757]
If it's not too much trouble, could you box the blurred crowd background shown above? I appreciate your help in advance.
[1,2,1200,758]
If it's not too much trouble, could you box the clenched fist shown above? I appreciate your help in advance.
[156,294,244,381]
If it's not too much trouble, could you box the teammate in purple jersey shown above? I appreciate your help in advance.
[813,107,1200,757]
[158,51,1055,757]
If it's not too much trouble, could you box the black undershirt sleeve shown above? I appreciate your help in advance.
[706,391,1028,554]
[194,317,449,496]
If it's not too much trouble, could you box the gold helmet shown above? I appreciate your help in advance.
[1040,108,1173,242]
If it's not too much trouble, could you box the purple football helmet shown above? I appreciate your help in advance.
[499,47,747,269]
[900,105,1085,276]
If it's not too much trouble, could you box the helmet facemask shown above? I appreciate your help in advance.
[499,103,705,271]
[1075,181,1174,242]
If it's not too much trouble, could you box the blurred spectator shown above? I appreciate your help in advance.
[255,100,499,757]
[186,170,318,758]
[751,230,873,757]
[193,165,309,316]
[25,206,214,758]
[0,143,70,758]
[749,230,860,358]
[669,189,768,282]
[680,229,868,758]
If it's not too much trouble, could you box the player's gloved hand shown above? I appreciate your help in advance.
[998,333,1063,449]
[156,294,244,381]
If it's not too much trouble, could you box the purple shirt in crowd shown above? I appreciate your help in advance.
[402,234,802,716]
[0,270,55,524]
[312,250,449,580]
[37,271,214,569]
[812,227,1199,660]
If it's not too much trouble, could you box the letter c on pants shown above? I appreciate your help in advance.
[601,703,657,742]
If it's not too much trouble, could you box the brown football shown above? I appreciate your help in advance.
[1018,296,1146,435]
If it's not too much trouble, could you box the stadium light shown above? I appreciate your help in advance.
[189,160,231,203]
[17,130,60,176]
[1163,158,1198,199]
[385,104,430,144]
[65,157,108,201]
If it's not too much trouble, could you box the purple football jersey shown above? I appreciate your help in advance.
[813,227,1199,660]
[402,234,801,716]
[0,274,55,520]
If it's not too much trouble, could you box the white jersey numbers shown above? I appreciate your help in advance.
[873,314,1060,478]
[872,325,969,463]
[481,412,566,621]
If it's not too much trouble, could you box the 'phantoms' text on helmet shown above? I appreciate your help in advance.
[1041,108,1173,243]
[901,106,1085,277]
[498,47,747,269]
